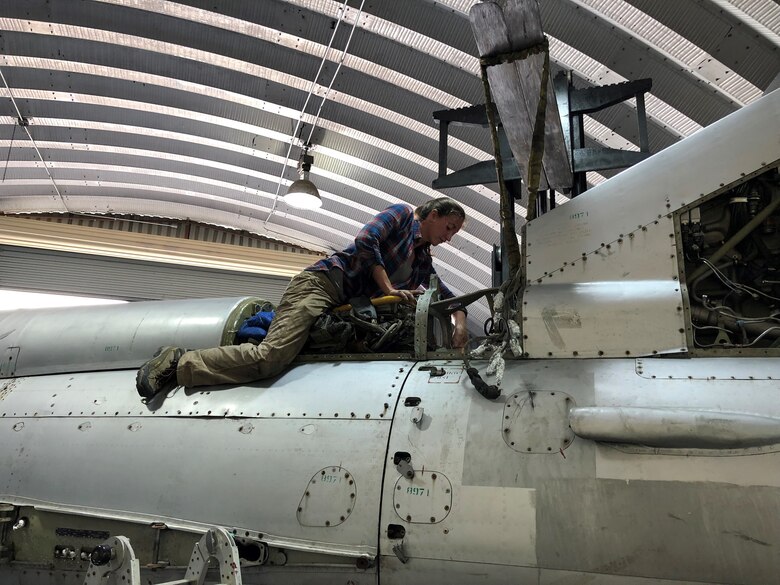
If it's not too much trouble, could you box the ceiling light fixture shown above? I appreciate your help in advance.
[283,147,322,209]
[265,0,366,223]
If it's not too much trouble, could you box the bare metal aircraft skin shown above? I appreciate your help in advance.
[1,90,779,584]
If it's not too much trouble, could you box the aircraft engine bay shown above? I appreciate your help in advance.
[680,166,780,352]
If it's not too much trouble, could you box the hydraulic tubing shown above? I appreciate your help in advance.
[689,192,780,282]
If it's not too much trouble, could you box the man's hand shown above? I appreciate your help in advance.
[451,310,468,349]
[373,266,419,305]
[452,323,468,348]
[387,288,421,304]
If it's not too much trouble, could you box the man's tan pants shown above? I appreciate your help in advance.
[177,270,341,387]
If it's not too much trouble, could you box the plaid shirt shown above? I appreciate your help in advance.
[306,204,456,301]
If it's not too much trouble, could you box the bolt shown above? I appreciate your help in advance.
[12,518,27,531]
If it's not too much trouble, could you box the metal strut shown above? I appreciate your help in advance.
[82,527,243,585]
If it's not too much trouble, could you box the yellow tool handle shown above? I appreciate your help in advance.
[333,295,403,313]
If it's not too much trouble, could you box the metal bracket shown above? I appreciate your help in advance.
[184,527,242,585]
[414,279,439,359]
[82,536,141,585]
[395,458,415,480]
[392,542,409,564]
[419,366,445,377]
[82,527,242,585]
[413,276,465,358]
[410,406,424,427]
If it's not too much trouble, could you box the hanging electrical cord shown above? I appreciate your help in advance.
[0,66,69,213]
[302,0,365,147]
[264,0,366,225]
[263,0,349,225]
[2,122,16,183]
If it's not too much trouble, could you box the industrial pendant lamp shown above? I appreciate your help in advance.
[283,148,322,210]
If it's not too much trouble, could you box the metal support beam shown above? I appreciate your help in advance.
[569,79,653,114]
[561,76,653,196]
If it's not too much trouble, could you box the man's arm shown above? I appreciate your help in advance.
[372,265,419,303]
[354,205,410,270]
[423,267,468,348]
[376,265,468,348]
[451,310,468,349]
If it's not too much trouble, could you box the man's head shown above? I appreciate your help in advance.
[416,197,465,246]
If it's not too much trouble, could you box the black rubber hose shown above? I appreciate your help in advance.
[466,367,501,400]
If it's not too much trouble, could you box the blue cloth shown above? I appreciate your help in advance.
[236,311,275,343]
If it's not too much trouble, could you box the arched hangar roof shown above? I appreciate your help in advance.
[0,0,778,321]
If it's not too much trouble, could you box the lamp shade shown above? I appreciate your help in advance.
[283,178,322,209]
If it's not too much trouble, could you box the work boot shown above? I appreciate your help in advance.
[136,346,185,402]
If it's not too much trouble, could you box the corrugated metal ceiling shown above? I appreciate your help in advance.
[0,0,778,327]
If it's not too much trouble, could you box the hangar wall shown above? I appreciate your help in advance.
[0,244,291,304]
[0,216,324,306]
